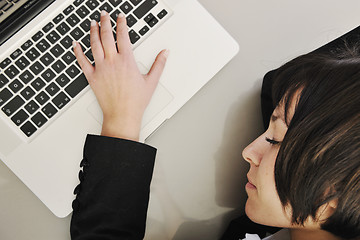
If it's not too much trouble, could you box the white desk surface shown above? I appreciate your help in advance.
[1,0,359,239]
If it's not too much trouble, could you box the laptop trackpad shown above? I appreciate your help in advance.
[87,83,173,129]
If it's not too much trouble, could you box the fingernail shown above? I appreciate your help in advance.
[163,49,170,58]
[118,13,125,19]
[91,19,96,26]
[73,41,77,49]
[101,10,107,16]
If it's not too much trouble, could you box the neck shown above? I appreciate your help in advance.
[290,228,342,240]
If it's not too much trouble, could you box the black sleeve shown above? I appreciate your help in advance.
[70,134,157,240]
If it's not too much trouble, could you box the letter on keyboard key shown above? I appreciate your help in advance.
[0,74,9,88]
[65,73,88,98]
[2,95,25,116]
[31,112,47,128]
[20,121,37,137]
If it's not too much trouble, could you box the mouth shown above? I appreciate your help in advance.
[246,175,257,190]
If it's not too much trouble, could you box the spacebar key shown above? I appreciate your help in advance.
[65,73,89,98]
[133,0,158,19]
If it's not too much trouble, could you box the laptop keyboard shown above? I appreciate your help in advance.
[0,0,171,138]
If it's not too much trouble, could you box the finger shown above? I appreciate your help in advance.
[146,49,169,84]
[100,10,117,57]
[90,20,104,62]
[73,41,94,80]
[116,13,132,54]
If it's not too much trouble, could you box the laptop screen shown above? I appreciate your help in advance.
[0,0,55,46]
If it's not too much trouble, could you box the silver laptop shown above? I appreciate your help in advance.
[0,0,239,217]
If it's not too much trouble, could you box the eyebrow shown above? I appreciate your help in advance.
[271,113,287,125]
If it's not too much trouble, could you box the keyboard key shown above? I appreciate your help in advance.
[133,0,157,19]
[2,2,13,11]
[130,0,142,6]
[31,112,47,128]
[46,30,61,44]
[0,58,11,69]
[109,0,122,7]
[57,22,71,36]
[62,51,76,64]
[147,16,158,27]
[11,109,29,126]
[29,61,44,75]
[50,44,65,58]
[40,52,55,66]
[42,22,54,33]
[76,6,90,18]
[70,27,84,40]
[41,69,56,82]
[157,9,167,19]
[74,0,85,7]
[52,91,70,109]
[110,9,120,21]
[19,70,34,84]
[20,86,35,100]
[42,102,58,118]
[51,59,66,74]
[65,73,88,98]
[99,2,113,12]
[20,121,37,137]
[80,19,91,32]
[90,10,101,22]
[31,77,46,91]
[120,1,133,14]
[66,14,80,27]
[15,56,30,70]
[46,82,60,96]
[139,25,149,36]
[25,100,39,114]
[32,31,44,42]
[5,65,20,79]
[128,29,140,44]
[86,0,99,10]
[85,49,94,62]
[26,47,41,61]
[0,74,9,88]
[10,49,22,60]
[60,36,73,49]
[66,64,80,78]
[0,1,8,10]
[9,79,23,93]
[0,88,12,107]
[2,95,25,116]
[35,91,50,105]
[21,40,33,51]
[81,34,91,48]
[53,13,64,24]
[36,39,51,53]
[56,73,70,87]
[64,5,75,15]
[126,14,137,27]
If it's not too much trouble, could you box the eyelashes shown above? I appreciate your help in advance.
[265,137,281,146]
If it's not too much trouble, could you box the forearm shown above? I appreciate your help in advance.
[70,134,156,240]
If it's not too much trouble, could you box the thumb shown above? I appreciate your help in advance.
[146,49,169,84]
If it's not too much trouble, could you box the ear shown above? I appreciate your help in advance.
[319,199,338,221]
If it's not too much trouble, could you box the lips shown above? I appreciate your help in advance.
[246,175,257,190]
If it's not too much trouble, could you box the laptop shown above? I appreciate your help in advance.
[0,0,239,217]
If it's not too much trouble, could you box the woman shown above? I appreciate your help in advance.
[70,11,360,240]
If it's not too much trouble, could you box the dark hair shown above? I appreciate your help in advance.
[271,43,360,239]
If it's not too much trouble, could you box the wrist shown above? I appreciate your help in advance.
[101,116,142,141]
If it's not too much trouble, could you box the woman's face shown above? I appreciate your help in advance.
[242,102,294,228]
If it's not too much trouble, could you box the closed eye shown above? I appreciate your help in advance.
[265,137,281,145]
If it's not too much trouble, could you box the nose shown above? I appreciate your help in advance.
[242,134,264,167]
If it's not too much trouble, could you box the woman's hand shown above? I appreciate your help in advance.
[73,11,169,141]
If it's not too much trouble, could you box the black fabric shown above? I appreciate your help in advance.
[70,134,157,240]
